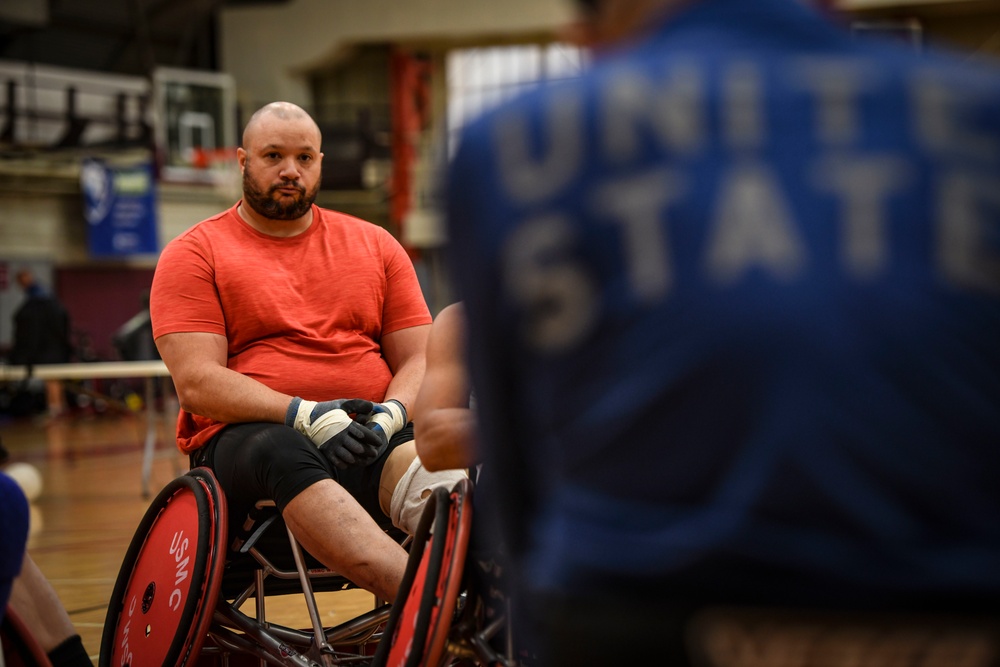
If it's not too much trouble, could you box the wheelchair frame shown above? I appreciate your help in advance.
[199,496,393,666]
[100,468,515,667]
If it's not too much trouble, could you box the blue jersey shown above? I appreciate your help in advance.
[1,472,29,621]
[447,0,1000,610]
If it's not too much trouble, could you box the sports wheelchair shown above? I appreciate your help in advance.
[98,467,518,666]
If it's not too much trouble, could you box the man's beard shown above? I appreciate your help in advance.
[242,164,319,220]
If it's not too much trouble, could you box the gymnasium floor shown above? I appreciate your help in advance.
[1,403,376,662]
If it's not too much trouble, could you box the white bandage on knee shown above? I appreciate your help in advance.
[390,457,468,535]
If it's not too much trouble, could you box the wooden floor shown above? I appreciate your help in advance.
[1,406,376,663]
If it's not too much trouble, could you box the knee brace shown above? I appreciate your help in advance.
[390,457,468,535]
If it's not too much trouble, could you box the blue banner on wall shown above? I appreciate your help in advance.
[81,158,159,257]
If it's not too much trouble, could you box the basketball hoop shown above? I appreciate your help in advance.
[189,146,237,172]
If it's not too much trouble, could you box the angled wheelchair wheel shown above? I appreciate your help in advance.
[1,606,53,667]
[373,477,474,667]
[99,467,227,667]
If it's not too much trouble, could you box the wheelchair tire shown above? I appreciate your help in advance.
[99,468,227,667]
[373,478,474,667]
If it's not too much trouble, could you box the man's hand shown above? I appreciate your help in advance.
[365,399,408,448]
[285,397,382,469]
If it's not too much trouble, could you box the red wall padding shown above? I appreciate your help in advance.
[55,267,156,361]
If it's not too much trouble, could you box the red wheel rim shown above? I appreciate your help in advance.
[100,470,226,667]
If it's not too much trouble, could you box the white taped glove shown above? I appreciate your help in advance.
[365,399,408,449]
[285,397,381,469]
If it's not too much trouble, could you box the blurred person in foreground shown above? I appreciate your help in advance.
[151,101,464,604]
[1,474,90,664]
[446,0,1000,663]
[0,472,29,622]
[415,304,538,664]
[8,554,94,665]
[414,304,525,656]
[414,303,477,473]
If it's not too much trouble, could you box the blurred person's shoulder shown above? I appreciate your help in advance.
[840,21,1000,92]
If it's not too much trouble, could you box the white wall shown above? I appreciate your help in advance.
[219,0,573,109]
[0,181,234,265]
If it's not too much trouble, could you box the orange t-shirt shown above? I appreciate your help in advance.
[150,203,432,453]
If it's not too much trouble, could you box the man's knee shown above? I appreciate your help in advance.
[382,442,467,534]
[379,441,418,514]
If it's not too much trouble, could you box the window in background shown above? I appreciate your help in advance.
[445,43,588,152]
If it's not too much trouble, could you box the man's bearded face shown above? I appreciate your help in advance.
[242,156,320,220]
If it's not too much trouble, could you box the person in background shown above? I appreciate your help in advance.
[446,0,1000,663]
[150,101,464,604]
[112,292,158,362]
[9,268,73,419]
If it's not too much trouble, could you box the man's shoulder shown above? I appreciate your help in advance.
[190,206,238,233]
[315,206,394,239]
[165,206,238,247]
[316,206,381,228]
[914,47,1000,89]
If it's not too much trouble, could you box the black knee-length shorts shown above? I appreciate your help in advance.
[192,421,414,533]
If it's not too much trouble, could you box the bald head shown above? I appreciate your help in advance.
[242,102,322,149]
[237,101,324,227]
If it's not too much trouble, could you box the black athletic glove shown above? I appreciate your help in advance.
[285,397,381,469]
[320,421,386,469]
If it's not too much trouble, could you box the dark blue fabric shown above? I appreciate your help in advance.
[447,0,1000,610]
[1,473,30,623]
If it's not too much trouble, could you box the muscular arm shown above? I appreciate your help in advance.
[413,304,479,471]
[379,323,431,419]
[156,331,292,423]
